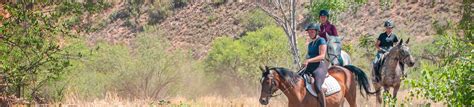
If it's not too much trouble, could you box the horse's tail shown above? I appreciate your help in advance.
[343,65,378,97]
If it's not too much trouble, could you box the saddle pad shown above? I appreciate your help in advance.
[303,74,341,97]
[322,76,341,96]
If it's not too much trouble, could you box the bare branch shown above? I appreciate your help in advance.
[256,6,284,26]
[256,0,301,68]
[276,0,290,25]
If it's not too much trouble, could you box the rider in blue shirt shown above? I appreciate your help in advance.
[304,23,328,107]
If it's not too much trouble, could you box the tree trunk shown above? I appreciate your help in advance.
[258,0,301,69]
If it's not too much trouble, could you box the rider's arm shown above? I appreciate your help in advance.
[376,33,384,51]
[375,40,381,51]
[307,45,327,63]
[331,25,338,36]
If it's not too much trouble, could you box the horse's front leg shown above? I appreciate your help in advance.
[393,83,401,99]
[374,83,382,104]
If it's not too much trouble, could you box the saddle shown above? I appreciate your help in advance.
[302,74,341,97]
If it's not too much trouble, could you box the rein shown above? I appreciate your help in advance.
[265,68,300,98]
[325,53,339,65]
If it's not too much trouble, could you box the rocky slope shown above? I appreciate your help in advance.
[82,0,464,58]
[159,2,257,58]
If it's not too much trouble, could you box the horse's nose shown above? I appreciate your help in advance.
[408,62,415,67]
[260,98,269,105]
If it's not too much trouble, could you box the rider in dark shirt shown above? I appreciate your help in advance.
[373,20,399,81]
[318,10,338,41]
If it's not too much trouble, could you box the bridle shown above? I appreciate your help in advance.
[325,53,339,65]
[394,46,411,64]
[262,70,293,98]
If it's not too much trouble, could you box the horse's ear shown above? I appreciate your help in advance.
[398,39,403,46]
[406,38,410,44]
[259,66,265,72]
[265,66,269,72]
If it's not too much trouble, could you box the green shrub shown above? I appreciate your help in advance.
[205,25,307,94]
[307,0,349,22]
[63,26,206,100]
[0,4,76,102]
[407,30,473,106]
[357,34,375,58]
[57,1,110,15]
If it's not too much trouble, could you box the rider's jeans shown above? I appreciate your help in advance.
[305,61,328,93]
[373,47,391,64]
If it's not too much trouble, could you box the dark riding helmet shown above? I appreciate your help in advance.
[305,23,321,31]
[384,20,395,28]
[319,10,329,17]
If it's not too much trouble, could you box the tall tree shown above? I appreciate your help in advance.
[0,3,74,102]
[257,0,301,69]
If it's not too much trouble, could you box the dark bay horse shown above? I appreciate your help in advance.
[259,65,376,107]
[372,39,415,105]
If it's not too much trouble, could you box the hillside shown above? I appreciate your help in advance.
[159,2,257,58]
[77,1,464,58]
[336,1,463,42]
[0,1,470,106]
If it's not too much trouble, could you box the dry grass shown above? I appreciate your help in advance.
[8,90,444,107]
[16,89,439,107]
[51,93,288,107]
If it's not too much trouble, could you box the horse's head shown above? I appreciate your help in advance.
[394,38,415,67]
[326,36,340,64]
[258,66,280,105]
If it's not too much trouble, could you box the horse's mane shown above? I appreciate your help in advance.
[268,67,301,86]
[382,44,406,71]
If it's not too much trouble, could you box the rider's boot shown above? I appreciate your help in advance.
[317,88,327,107]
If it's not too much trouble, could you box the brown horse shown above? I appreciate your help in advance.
[372,39,415,105]
[259,65,375,107]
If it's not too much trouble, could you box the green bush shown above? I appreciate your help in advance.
[307,0,349,22]
[205,25,307,92]
[0,4,76,102]
[63,26,206,100]
[57,1,110,16]
[407,30,473,106]
[358,34,375,58]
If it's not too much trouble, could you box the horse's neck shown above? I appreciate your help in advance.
[385,48,400,61]
[383,49,402,73]
[278,78,306,102]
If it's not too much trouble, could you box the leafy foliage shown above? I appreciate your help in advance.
[57,1,110,16]
[65,27,195,100]
[307,0,349,22]
[407,32,473,106]
[205,26,302,88]
[306,0,368,22]
[342,43,355,55]
[0,4,75,101]
[56,1,111,33]
[358,34,375,58]
[407,12,474,105]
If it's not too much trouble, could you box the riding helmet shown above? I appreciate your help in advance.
[319,10,329,17]
[305,23,321,31]
[384,20,395,28]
